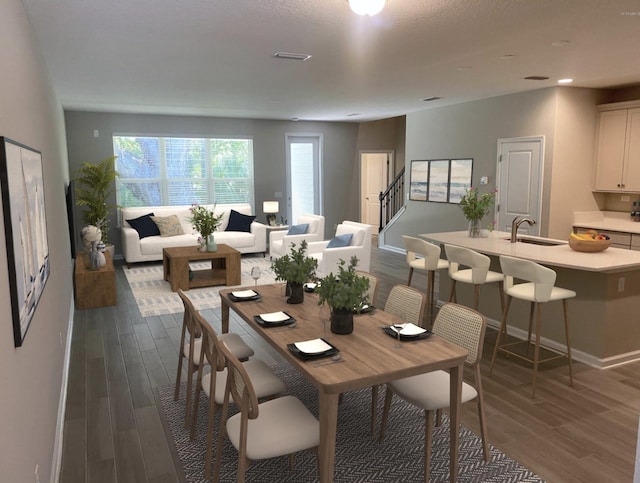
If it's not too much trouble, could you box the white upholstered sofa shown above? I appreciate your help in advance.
[305,221,373,277]
[120,203,267,264]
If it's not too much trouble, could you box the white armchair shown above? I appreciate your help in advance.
[306,221,373,278]
[269,213,325,259]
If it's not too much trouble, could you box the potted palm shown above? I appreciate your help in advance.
[74,155,119,255]
[316,256,370,334]
[271,240,318,304]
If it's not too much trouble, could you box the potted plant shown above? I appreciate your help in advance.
[74,155,119,254]
[271,240,318,304]
[458,187,497,237]
[187,204,224,252]
[316,256,370,334]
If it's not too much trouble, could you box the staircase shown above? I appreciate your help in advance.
[378,167,405,234]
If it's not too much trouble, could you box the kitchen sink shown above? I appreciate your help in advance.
[502,237,566,246]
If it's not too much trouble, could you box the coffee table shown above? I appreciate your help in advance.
[162,244,241,292]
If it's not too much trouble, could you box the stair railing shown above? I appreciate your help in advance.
[378,167,405,232]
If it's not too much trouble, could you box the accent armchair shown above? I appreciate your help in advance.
[268,213,325,260]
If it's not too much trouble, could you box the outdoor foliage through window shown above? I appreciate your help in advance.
[113,136,254,208]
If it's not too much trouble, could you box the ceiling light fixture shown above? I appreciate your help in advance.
[422,97,442,102]
[348,0,387,16]
[558,78,574,84]
[273,52,312,61]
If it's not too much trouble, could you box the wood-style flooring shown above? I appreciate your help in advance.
[59,245,640,482]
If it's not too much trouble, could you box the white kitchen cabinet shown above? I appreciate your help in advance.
[594,102,640,192]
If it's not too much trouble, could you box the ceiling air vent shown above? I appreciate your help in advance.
[273,52,312,61]
[524,76,550,81]
[422,97,442,102]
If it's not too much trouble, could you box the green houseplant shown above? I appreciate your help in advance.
[316,256,370,334]
[74,155,119,246]
[271,240,318,304]
[458,187,496,237]
[187,204,224,251]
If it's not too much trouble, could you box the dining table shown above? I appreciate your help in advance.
[220,283,468,482]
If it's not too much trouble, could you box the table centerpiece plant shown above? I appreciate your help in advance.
[315,256,370,335]
[271,240,318,304]
[458,187,497,237]
[187,204,224,252]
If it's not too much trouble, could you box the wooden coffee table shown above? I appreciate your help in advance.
[162,244,241,292]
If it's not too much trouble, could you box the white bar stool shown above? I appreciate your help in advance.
[444,244,505,312]
[490,255,576,398]
[402,235,449,326]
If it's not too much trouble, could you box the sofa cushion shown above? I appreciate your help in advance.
[287,223,309,235]
[126,213,160,239]
[140,234,196,255]
[327,233,353,248]
[214,231,255,248]
[226,209,255,233]
[151,215,185,237]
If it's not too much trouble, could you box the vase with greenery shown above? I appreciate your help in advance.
[315,256,370,334]
[187,204,224,252]
[74,155,119,246]
[271,240,318,304]
[459,187,497,237]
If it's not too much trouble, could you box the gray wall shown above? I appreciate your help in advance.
[65,112,366,255]
[0,1,72,482]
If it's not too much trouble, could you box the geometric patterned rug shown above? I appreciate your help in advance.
[156,364,545,482]
[123,256,276,317]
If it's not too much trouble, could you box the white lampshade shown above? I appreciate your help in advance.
[348,0,386,16]
[263,201,279,213]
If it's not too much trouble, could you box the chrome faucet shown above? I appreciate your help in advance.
[511,216,536,243]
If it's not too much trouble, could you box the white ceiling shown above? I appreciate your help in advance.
[21,0,640,122]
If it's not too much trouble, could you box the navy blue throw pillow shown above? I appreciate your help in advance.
[225,209,256,233]
[126,213,160,239]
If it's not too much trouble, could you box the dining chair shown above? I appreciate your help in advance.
[356,270,380,307]
[174,289,255,427]
[379,303,490,481]
[444,244,504,312]
[402,235,449,326]
[370,284,426,434]
[214,338,319,483]
[490,255,576,397]
[190,310,286,478]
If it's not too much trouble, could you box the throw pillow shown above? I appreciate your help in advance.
[226,209,256,233]
[287,223,309,235]
[151,215,184,237]
[326,233,353,248]
[126,213,160,239]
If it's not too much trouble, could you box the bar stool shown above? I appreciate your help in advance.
[444,244,504,313]
[490,255,576,398]
[402,235,449,326]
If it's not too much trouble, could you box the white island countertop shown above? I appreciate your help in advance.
[421,231,640,273]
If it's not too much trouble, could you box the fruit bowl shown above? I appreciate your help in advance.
[568,237,611,252]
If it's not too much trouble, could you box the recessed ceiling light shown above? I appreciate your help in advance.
[558,78,574,84]
[273,52,312,61]
[524,76,550,81]
[500,54,516,60]
[422,97,442,102]
[456,66,472,71]
[552,40,570,47]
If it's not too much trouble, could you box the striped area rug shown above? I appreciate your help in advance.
[157,365,545,483]
[123,256,276,317]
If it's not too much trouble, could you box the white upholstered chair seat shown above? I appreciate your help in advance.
[184,332,254,362]
[388,370,478,410]
[505,283,576,302]
[226,395,320,460]
[409,257,449,272]
[450,268,503,284]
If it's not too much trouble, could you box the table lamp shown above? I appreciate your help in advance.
[263,201,279,226]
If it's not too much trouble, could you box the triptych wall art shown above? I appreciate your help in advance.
[0,137,50,347]
[409,158,473,203]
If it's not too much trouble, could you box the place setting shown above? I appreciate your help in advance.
[287,337,342,366]
[253,310,297,328]
[382,316,432,347]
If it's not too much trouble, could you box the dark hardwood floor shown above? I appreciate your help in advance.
[59,244,640,482]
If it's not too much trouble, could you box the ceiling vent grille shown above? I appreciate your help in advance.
[524,76,549,80]
[273,52,312,61]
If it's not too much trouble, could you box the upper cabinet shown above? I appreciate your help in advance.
[594,101,640,192]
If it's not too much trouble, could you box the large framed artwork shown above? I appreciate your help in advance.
[448,158,473,203]
[427,159,450,202]
[0,137,50,347]
[409,160,428,201]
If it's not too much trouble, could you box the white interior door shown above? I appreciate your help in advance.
[286,134,322,223]
[496,137,544,235]
[360,152,392,231]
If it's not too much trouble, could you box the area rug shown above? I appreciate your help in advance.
[124,256,276,317]
[157,365,544,482]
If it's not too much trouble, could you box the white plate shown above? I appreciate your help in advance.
[259,311,290,323]
[390,323,427,336]
[294,338,333,355]
[304,282,317,290]
[232,289,258,298]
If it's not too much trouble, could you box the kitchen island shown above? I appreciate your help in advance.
[421,231,640,368]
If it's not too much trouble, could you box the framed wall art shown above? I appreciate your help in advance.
[448,158,473,203]
[0,137,50,347]
[409,160,428,201]
[427,159,450,202]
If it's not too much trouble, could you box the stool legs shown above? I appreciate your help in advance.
[563,299,574,387]
[490,296,511,376]
[427,270,436,327]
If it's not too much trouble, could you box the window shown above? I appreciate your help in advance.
[113,136,254,208]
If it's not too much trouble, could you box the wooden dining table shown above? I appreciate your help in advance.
[220,283,468,482]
